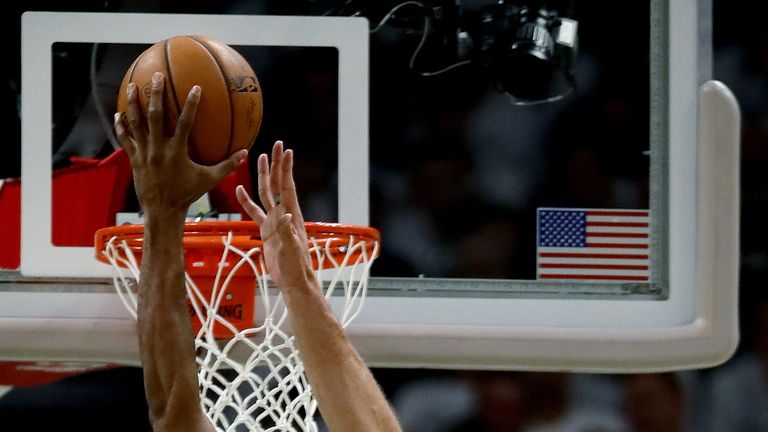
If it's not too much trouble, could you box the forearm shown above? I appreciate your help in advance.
[138,210,212,431]
[282,275,401,432]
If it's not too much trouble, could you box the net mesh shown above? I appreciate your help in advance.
[102,229,379,432]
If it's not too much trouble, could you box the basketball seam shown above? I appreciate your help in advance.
[163,39,183,116]
[127,53,141,86]
[165,38,203,162]
[188,35,235,159]
[121,53,142,115]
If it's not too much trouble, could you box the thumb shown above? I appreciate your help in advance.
[277,213,294,239]
[210,149,248,182]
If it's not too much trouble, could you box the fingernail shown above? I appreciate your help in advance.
[238,149,248,163]
[114,112,120,122]
[152,72,162,89]
[189,85,201,100]
[127,83,136,100]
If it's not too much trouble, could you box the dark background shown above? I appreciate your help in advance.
[0,1,766,431]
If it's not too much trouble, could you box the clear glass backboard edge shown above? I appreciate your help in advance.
[0,271,113,293]
[649,0,671,301]
[366,277,661,300]
[0,271,659,299]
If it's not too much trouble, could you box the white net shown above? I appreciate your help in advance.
[102,228,379,432]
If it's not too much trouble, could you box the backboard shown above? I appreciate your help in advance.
[0,0,740,373]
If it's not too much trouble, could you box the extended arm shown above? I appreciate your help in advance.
[236,143,402,432]
[115,72,245,432]
[137,209,210,432]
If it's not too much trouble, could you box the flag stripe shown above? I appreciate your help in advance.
[539,252,649,259]
[540,268,648,276]
[586,232,648,238]
[586,215,649,223]
[539,259,648,267]
[586,242,648,249]
[539,263,649,270]
[586,221,649,227]
[586,226,649,234]
[586,210,649,217]
[539,274,649,281]
[540,247,650,254]
[585,237,648,245]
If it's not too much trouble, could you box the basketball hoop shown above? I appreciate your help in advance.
[95,221,379,431]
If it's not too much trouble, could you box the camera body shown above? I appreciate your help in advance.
[477,0,578,102]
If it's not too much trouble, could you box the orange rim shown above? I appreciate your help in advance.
[95,221,380,271]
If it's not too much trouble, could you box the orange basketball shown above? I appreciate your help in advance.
[117,35,263,165]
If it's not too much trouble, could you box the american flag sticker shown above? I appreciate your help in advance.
[536,208,650,282]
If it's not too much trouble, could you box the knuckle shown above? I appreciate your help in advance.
[127,118,141,130]
[146,106,161,120]
[176,114,190,129]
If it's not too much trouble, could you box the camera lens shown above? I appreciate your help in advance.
[501,22,555,100]
[513,21,555,62]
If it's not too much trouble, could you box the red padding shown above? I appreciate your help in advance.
[0,150,251,270]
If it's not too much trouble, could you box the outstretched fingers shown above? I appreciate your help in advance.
[173,85,201,148]
[257,153,275,212]
[280,149,306,233]
[269,141,283,205]
[245,142,305,241]
[147,72,165,144]
[114,112,137,158]
[236,185,266,225]
[125,83,147,149]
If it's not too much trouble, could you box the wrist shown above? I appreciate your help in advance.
[142,208,186,248]
[143,206,187,225]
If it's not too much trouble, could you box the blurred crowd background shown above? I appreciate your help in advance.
[0,0,766,431]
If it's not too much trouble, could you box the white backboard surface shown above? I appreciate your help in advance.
[20,12,369,278]
[0,1,740,372]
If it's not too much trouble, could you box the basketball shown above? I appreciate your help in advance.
[117,35,263,165]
